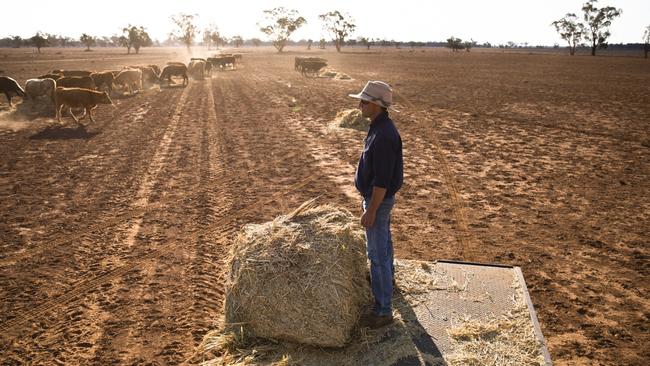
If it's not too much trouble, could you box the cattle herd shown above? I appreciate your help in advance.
[294,57,328,77]
[0,53,244,125]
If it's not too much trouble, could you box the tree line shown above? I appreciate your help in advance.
[2,3,648,58]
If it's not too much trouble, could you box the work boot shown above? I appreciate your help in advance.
[360,313,394,329]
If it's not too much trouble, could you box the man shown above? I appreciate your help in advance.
[349,81,403,329]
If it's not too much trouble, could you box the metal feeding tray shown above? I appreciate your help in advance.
[380,259,553,366]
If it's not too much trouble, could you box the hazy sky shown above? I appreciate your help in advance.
[3,0,649,45]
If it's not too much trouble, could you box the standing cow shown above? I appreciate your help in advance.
[55,87,113,124]
[25,78,57,104]
[0,76,26,106]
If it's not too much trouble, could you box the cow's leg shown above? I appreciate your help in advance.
[5,93,12,107]
[89,106,96,123]
[68,107,80,122]
[57,104,63,122]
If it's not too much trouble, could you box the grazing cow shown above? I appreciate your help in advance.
[56,76,96,90]
[140,67,160,88]
[188,59,207,80]
[55,87,113,124]
[25,78,57,103]
[37,73,63,80]
[159,64,188,87]
[52,70,93,77]
[114,69,143,95]
[148,64,161,75]
[300,60,328,77]
[90,71,115,93]
[295,57,327,72]
[124,65,160,88]
[207,56,236,70]
[0,76,26,106]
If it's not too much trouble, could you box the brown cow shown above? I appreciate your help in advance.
[90,71,115,93]
[52,70,93,77]
[55,87,113,124]
[114,69,143,95]
[188,59,207,80]
[159,64,188,87]
[56,76,96,89]
[37,73,63,80]
[25,78,57,104]
[0,76,26,106]
[125,66,160,88]
[148,64,161,75]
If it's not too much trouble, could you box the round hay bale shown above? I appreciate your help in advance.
[332,109,370,131]
[224,200,370,348]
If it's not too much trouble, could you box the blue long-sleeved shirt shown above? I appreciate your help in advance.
[355,111,403,199]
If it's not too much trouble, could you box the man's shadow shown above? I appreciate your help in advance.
[388,287,446,366]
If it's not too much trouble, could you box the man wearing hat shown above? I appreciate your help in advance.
[349,81,403,328]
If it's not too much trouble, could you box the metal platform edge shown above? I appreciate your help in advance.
[514,266,553,366]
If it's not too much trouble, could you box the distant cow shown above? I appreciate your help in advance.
[56,76,96,90]
[300,60,328,77]
[188,59,207,80]
[124,65,160,88]
[90,71,115,93]
[55,87,113,124]
[207,56,236,70]
[148,64,161,75]
[159,64,188,87]
[52,70,93,77]
[295,57,327,72]
[25,78,57,103]
[0,76,25,106]
[37,73,63,81]
[114,69,143,95]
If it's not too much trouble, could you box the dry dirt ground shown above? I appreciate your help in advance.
[0,47,648,365]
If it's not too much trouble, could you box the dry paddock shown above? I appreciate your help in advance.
[0,46,648,365]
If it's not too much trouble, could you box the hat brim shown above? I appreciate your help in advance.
[348,93,399,112]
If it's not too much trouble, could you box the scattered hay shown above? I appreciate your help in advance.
[224,199,371,348]
[331,109,370,131]
[318,68,351,80]
[444,275,546,366]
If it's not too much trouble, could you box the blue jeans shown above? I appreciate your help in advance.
[363,196,395,316]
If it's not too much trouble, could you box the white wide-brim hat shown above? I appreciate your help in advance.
[348,80,397,110]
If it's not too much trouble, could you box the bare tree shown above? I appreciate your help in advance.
[11,36,22,48]
[446,36,463,52]
[319,10,356,52]
[581,0,622,56]
[258,7,306,53]
[122,25,152,54]
[463,39,476,52]
[170,13,198,52]
[307,39,313,50]
[231,35,244,48]
[643,25,650,58]
[30,32,48,53]
[80,33,95,51]
[552,13,584,55]
[358,37,372,50]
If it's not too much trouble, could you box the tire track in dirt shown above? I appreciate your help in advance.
[1,77,321,363]
[0,90,187,325]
